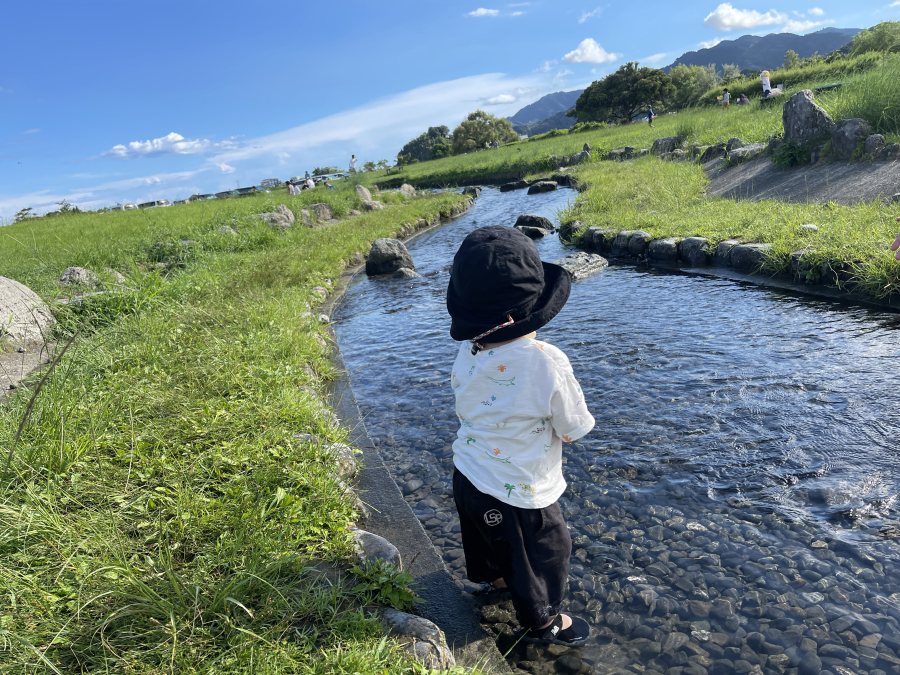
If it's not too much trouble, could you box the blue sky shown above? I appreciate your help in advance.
[1,0,895,218]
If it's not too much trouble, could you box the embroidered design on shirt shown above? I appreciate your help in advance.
[561,434,573,443]
[504,483,516,497]
[488,376,516,387]
[481,400,493,406]
[543,443,552,453]
[488,350,495,356]
[484,509,503,526]
[469,366,475,375]
[485,448,512,463]
[519,483,535,496]
[530,426,545,435]
[494,422,507,429]
[497,365,507,372]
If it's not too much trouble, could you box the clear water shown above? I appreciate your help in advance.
[334,186,900,673]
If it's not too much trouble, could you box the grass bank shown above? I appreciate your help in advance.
[0,185,467,673]
[563,158,900,298]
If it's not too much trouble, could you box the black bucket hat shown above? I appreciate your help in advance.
[447,225,571,344]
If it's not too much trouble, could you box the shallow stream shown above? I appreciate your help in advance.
[334,187,900,675]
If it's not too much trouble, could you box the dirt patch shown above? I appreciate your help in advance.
[705,156,900,205]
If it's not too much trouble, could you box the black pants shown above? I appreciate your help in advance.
[452,468,571,628]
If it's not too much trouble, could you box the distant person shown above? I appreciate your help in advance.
[305,170,310,179]
[350,155,358,173]
[324,181,336,190]
[306,178,315,190]
[647,106,655,127]
[739,94,750,105]
[722,89,731,110]
[760,70,771,95]
[287,180,296,195]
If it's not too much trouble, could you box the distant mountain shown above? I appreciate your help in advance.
[507,90,583,127]
[511,111,577,137]
[665,27,862,74]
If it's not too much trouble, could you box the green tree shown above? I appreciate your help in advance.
[850,21,900,56]
[721,63,742,80]
[376,159,390,171]
[783,49,800,70]
[450,110,519,154]
[398,125,451,162]
[660,64,715,110]
[570,62,676,123]
[14,207,35,223]
[312,166,340,175]
[431,142,452,159]
[362,160,376,172]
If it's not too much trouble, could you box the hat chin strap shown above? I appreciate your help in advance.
[470,315,514,355]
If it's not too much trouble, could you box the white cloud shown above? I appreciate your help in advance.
[563,38,621,64]
[534,59,558,72]
[486,94,516,104]
[216,162,236,173]
[641,53,669,64]
[22,129,41,135]
[102,132,238,160]
[782,18,827,32]
[892,2,900,7]
[467,8,499,16]
[511,11,523,15]
[578,8,602,23]
[703,3,787,30]
[698,37,725,48]
[809,7,824,14]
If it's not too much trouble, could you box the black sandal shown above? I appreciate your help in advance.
[524,614,591,646]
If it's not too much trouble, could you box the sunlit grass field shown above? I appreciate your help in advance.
[1,184,469,674]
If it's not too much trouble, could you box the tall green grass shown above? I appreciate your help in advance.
[0,188,467,673]
[817,55,900,137]
[565,158,900,298]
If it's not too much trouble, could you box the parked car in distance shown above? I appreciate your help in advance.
[109,204,125,212]
[172,199,190,205]
[215,191,237,199]
[232,186,269,197]
[124,203,138,210]
[260,178,281,188]
[137,199,171,209]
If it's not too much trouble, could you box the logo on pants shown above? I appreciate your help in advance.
[484,509,503,526]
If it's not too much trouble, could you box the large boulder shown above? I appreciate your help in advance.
[628,231,653,256]
[783,90,835,145]
[355,184,373,201]
[648,238,680,263]
[462,186,482,197]
[678,237,710,266]
[500,180,529,192]
[611,231,638,257]
[383,610,455,669]
[558,220,586,243]
[361,200,384,211]
[713,239,741,266]
[59,266,99,287]
[832,118,874,160]
[877,143,900,161]
[308,203,333,222]
[731,243,772,271]
[254,212,292,229]
[699,144,726,163]
[365,238,414,276]
[727,143,767,163]
[515,214,554,231]
[0,276,54,343]
[726,138,744,151]
[275,204,295,224]
[527,181,557,195]
[551,252,608,280]
[399,184,416,197]
[583,142,592,153]
[651,136,685,155]
[866,134,886,156]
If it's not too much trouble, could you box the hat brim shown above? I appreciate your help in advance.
[448,261,571,342]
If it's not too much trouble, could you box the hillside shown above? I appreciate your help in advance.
[666,27,861,74]
[506,90,582,126]
[511,110,577,137]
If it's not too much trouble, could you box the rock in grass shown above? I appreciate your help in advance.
[832,118,873,160]
[59,266,99,287]
[308,203,333,222]
[611,231,638,257]
[351,527,402,567]
[362,200,384,211]
[250,212,292,229]
[275,204,295,224]
[730,243,772,271]
[726,138,744,151]
[628,231,653,256]
[877,144,900,161]
[713,240,741,266]
[700,144,726,163]
[366,239,414,276]
[651,136,685,155]
[462,186,482,197]
[727,142,766,163]
[527,181,557,195]
[551,252,608,280]
[218,225,238,236]
[355,184,373,201]
[783,90,835,146]
[0,276,54,342]
[383,610,456,669]
[866,134,886,156]
[648,238,680,263]
[400,184,416,197]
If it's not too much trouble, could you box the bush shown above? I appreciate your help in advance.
[771,139,810,168]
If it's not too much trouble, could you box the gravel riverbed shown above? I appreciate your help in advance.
[334,187,900,675]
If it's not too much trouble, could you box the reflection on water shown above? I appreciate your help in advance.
[335,187,900,674]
